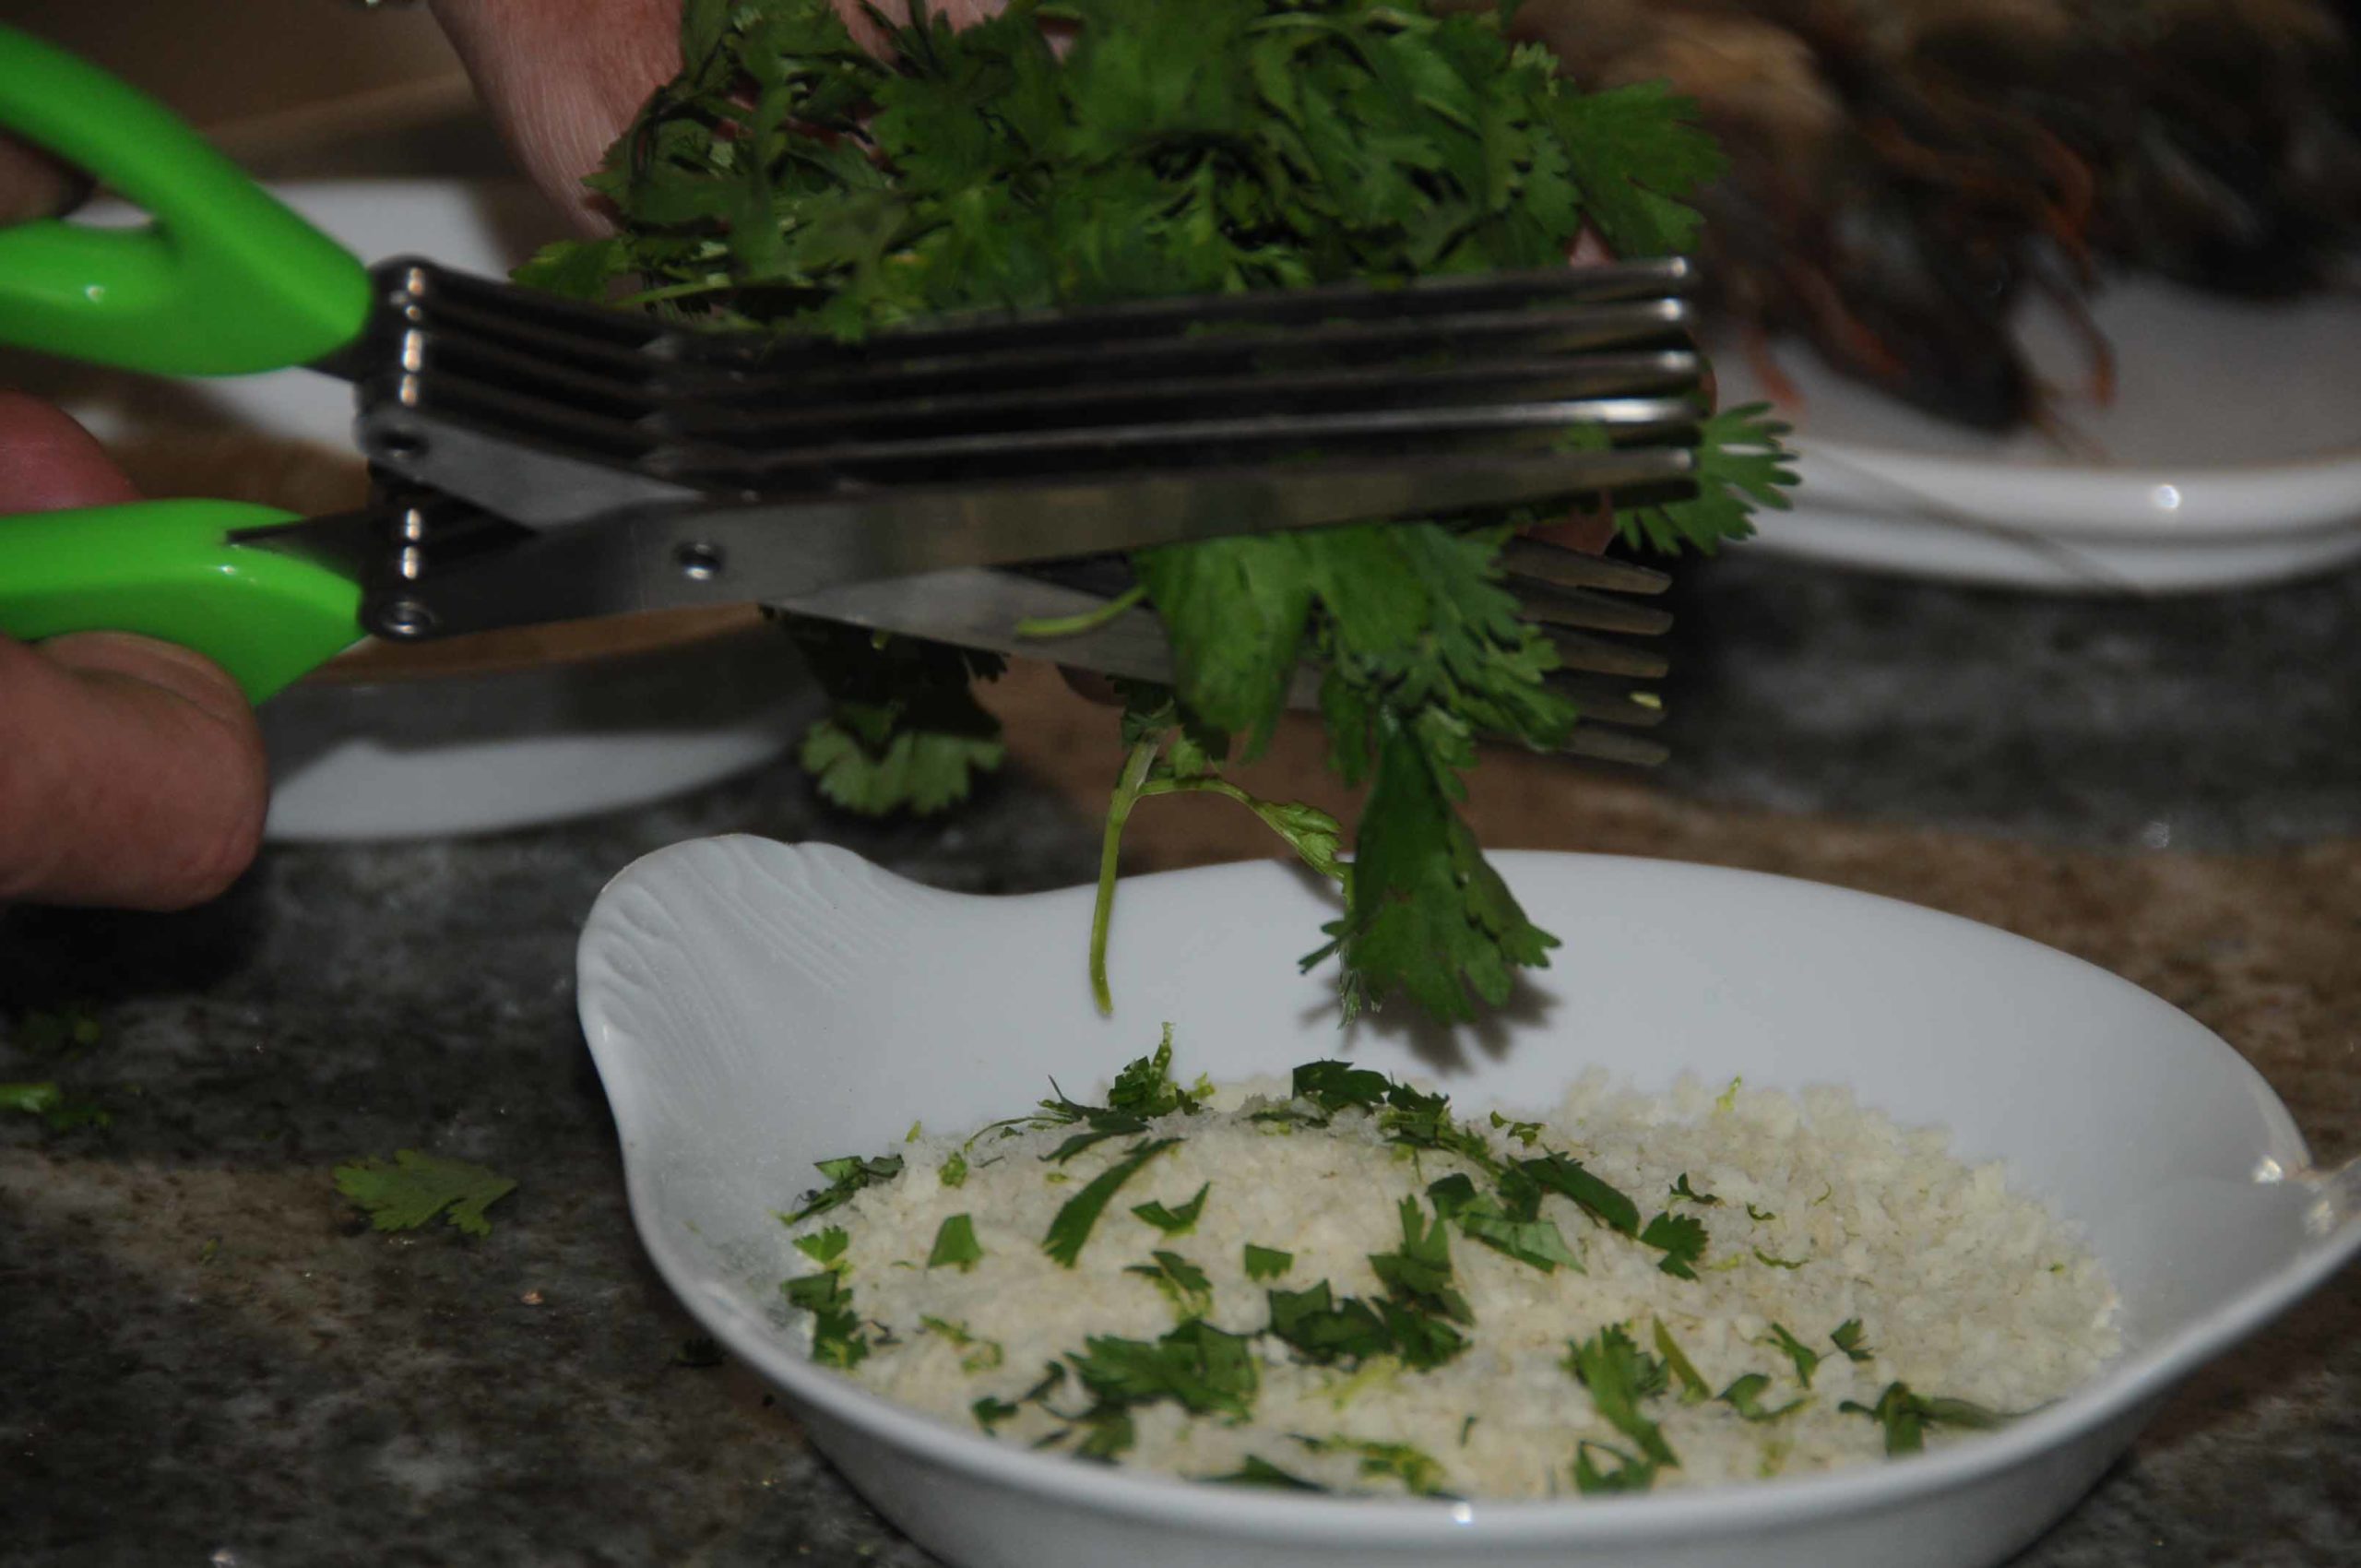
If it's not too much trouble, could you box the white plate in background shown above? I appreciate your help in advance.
[1720,279,2361,593]
[6,180,811,842]
[576,839,2360,1568]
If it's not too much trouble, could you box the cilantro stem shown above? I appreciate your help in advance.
[1016,585,1147,640]
[1090,739,1164,1016]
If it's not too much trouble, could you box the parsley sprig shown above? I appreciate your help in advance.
[528,0,1793,1023]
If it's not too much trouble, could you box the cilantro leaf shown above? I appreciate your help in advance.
[1264,1280,1395,1367]
[792,1226,850,1269]
[1243,1243,1294,1281]
[1208,1455,1328,1491]
[1840,1382,2010,1455]
[1572,1439,1658,1495]
[1516,1153,1641,1237]
[1291,1060,1391,1114]
[1069,1319,1259,1420]
[1762,1323,1821,1388]
[1651,1320,1712,1404]
[972,1395,1021,1434]
[333,1150,516,1239]
[1719,1372,1809,1423]
[1753,1247,1809,1270]
[940,1151,969,1188]
[1368,1195,1475,1327]
[1831,1318,1875,1363]
[1429,1173,1581,1273]
[1640,1211,1708,1279]
[1563,1326,1678,1467]
[787,620,1006,817]
[1296,1435,1455,1498]
[783,1268,868,1369]
[1126,1250,1215,1321]
[1669,1173,1719,1206]
[1132,1182,1211,1236]
[785,1153,904,1224]
[928,1213,984,1271]
[1044,1137,1180,1266]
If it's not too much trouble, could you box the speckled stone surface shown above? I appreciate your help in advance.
[4,555,2355,1566]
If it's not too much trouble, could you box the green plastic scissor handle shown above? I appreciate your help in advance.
[0,501,363,703]
[0,24,374,374]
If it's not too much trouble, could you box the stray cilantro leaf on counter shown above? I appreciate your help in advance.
[1641,1211,1708,1278]
[1243,1243,1293,1282]
[541,0,1790,1025]
[1762,1323,1821,1388]
[334,1150,516,1239]
[1044,1138,1181,1267]
[786,1153,905,1224]
[928,1214,983,1272]
[1208,1455,1328,1491]
[1840,1383,2010,1455]
[1132,1182,1211,1236]
[1669,1173,1720,1206]
[1563,1327,1678,1469]
[1719,1372,1809,1423]
[1831,1319,1875,1362]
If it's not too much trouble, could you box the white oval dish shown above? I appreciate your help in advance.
[1716,279,2361,593]
[575,838,2359,1568]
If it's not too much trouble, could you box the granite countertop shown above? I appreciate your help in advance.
[4,552,2355,1565]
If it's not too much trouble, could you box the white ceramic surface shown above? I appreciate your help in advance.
[1718,280,2361,593]
[3,180,808,840]
[575,838,2361,1568]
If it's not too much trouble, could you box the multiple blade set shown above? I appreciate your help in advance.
[246,255,1707,763]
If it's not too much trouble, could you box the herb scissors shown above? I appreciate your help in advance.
[0,24,1705,708]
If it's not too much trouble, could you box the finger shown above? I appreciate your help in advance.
[0,397,267,909]
[429,0,683,232]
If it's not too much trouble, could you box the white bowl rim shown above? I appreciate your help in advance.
[579,838,2361,1546]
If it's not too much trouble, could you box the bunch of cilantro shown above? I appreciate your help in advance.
[520,0,1792,1022]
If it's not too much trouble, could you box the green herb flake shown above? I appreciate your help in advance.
[1745,1203,1777,1223]
[1753,1247,1809,1270]
[1651,1320,1713,1404]
[1572,1439,1658,1495]
[1069,1319,1260,1420]
[1290,1060,1390,1114]
[1107,1027,1212,1118]
[783,1268,867,1369]
[1762,1323,1821,1388]
[1489,1111,1545,1148]
[1126,1250,1215,1321]
[1517,1154,1640,1237]
[792,1225,850,1270]
[939,1150,969,1189]
[928,1213,984,1272]
[1044,1137,1180,1267]
[1641,1211,1709,1279]
[1718,1372,1809,1422]
[1831,1318,1874,1362]
[1669,1173,1720,1206]
[785,1153,904,1224]
[333,1150,516,1239]
[972,1395,1021,1434]
[921,1314,1004,1373]
[1297,1435,1455,1498]
[1563,1326,1678,1468]
[1208,1455,1328,1491]
[1839,1382,2010,1455]
[1243,1242,1294,1281]
[1132,1182,1211,1236]
[1368,1196,1474,1327]
[1429,1172,1581,1274]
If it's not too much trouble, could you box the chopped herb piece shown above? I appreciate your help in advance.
[1379,1083,1499,1172]
[792,1226,849,1269]
[783,1269,867,1369]
[1831,1319,1874,1362]
[1209,1455,1328,1491]
[1290,1060,1390,1113]
[1517,1154,1640,1237]
[1840,1382,2010,1455]
[1564,1327,1678,1468]
[1651,1321,1712,1404]
[1745,1203,1777,1223]
[1715,1077,1744,1113]
[1074,1409,1137,1461]
[1069,1320,1259,1420]
[1243,1243,1294,1281]
[1489,1111,1545,1147]
[919,1315,1004,1372]
[786,1153,904,1224]
[1126,1251,1215,1321]
[1762,1323,1821,1388]
[1460,1415,1478,1448]
[1132,1182,1211,1235]
[939,1150,968,1188]
[1719,1372,1809,1422]
[1043,1112,1152,1165]
[1430,1173,1580,1273]
[928,1214,983,1272]
[1265,1281,1396,1367]
[1641,1211,1708,1278]
[1669,1172,1721,1206]
[1368,1196,1474,1325]
[334,1150,516,1238]
[1572,1439,1658,1495]
[972,1395,1021,1434]
[1044,1138,1180,1267]
[1753,1248,1809,1270]
[906,1121,923,1143]
[1108,1028,1212,1118]
[1298,1435,1455,1498]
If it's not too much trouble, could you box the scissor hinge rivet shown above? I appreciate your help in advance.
[377,600,437,639]
[676,541,726,582]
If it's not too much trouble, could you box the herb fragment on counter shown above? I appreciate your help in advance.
[1132,1182,1211,1236]
[928,1213,984,1272]
[785,1153,905,1224]
[1563,1326,1679,1469]
[1243,1243,1293,1281]
[539,0,1792,1025]
[1831,1318,1874,1362]
[333,1150,516,1239]
[1840,1382,2010,1455]
[1641,1211,1708,1278]
[1762,1323,1821,1388]
[1044,1137,1181,1266]
[0,1079,111,1132]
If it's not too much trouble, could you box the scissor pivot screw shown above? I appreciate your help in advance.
[676,541,726,582]
[376,600,438,639]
